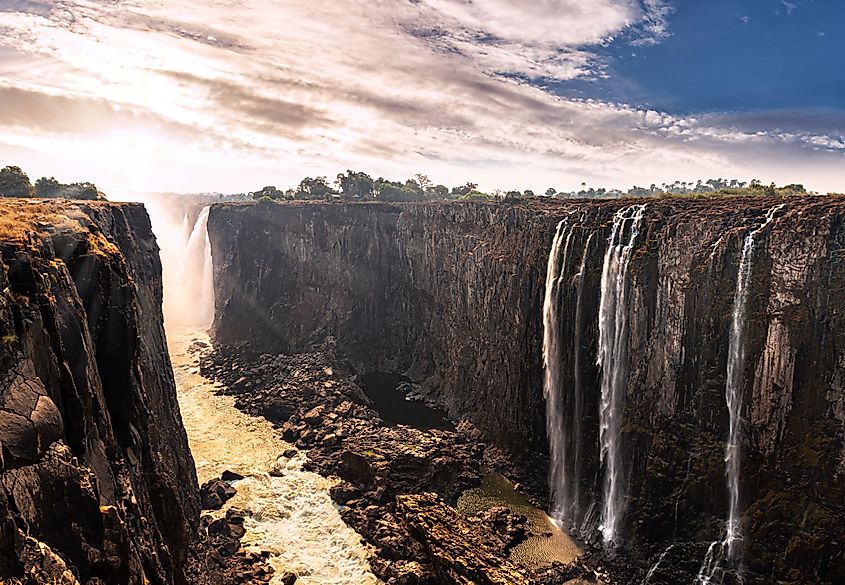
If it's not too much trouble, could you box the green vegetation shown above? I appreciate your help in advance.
[1,334,17,349]
[251,172,823,203]
[562,178,811,199]
[0,165,106,200]
[250,171,493,202]
[0,166,34,198]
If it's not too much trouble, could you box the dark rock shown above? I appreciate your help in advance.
[207,198,845,583]
[222,470,245,482]
[201,479,237,510]
[0,202,199,584]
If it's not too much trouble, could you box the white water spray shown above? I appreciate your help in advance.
[571,231,595,529]
[726,204,784,554]
[169,329,378,585]
[643,543,676,584]
[696,204,785,583]
[543,217,577,521]
[597,204,646,545]
[171,206,215,327]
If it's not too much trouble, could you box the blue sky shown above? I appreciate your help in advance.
[0,0,842,194]
[555,0,845,117]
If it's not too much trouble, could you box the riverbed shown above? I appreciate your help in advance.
[168,327,378,585]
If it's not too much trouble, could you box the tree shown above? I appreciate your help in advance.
[295,176,335,200]
[414,174,432,192]
[251,186,286,200]
[545,188,557,197]
[336,170,374,200]
[404,178,424,198]
[427,184,449,200]
[523,189,535,197]
[451,182,478,197]
[35,176,61,198]
[377,180,423,202]
[0,166,33,198]
[63,182,104,200]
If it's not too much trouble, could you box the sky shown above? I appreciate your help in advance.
[0,0,843,196]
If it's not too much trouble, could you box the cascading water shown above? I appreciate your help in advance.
[140,197,379,584]
[174,206,216,327]
[596,204,646,545]
[695,204,785,583]
[571,232,595,532]
[543,217,577,522]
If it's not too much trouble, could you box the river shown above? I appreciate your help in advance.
[168,327,379,585]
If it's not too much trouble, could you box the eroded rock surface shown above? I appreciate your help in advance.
[208,198,845,583]
[0,202,202,583]
[198,341,590,583]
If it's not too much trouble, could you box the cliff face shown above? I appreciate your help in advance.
[210,202,552,451]
[0,201,198,584]
[209,198,845,583]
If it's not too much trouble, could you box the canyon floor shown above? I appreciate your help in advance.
[169,327,378,584]
[172,327,602,584]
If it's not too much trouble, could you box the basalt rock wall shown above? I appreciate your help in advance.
[209,202,554,452]
[0,202,199,584]
[208,198,845,583]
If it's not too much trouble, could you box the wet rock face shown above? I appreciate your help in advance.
[209,197,845,583]
[0,203,199,584]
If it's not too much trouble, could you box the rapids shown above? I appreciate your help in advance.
[168,327,378,585]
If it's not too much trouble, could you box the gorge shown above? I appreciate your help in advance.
[207,197,845,584]
[1,196,844,584]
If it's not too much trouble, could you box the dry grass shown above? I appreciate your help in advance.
[0,199,88,244]
[0,199,118,258]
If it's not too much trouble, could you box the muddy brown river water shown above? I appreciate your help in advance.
[168,328,378,585]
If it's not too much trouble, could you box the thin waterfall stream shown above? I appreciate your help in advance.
[597,204,647,545]
[542,217,577,523]
[695,204,785,584]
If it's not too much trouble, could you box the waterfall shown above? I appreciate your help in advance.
[175,206,216,328]
[725,204,785,554]
[596,204,646,545]
[571,231,595,530]
[543,217,577,522]
[643,543,676,584]
[695,204,785,583]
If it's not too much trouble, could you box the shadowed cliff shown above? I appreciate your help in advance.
[0,201,199,584]
[208,197,845,584]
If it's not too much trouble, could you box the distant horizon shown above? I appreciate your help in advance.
[1,1,843,195]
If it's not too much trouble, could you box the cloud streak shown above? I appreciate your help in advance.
[0,0,841,194]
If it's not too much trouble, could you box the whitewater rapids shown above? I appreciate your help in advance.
[168,328,378,585]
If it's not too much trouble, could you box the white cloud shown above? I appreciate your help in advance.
[0,0,841,195]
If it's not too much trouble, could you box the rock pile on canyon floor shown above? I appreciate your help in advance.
[197,341,598,584]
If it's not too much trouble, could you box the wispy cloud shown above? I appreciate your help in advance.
[0,0,841,194]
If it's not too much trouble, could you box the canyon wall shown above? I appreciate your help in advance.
[208,198,845,583]
[0,202,199,583]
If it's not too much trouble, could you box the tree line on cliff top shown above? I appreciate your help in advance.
[253,172,815,203]
[0,166,106,200]
[0,163,820,202]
